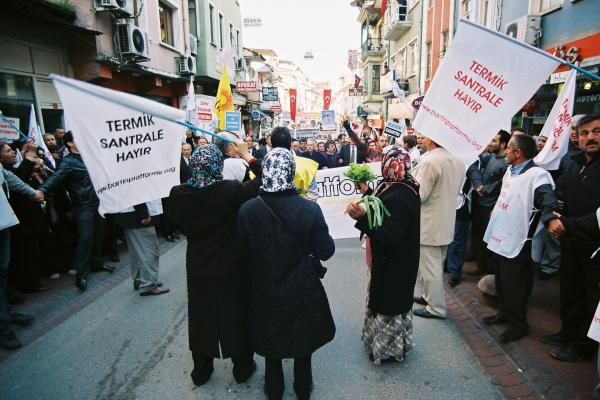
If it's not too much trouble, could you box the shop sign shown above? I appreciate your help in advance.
[349,88,363,96]
[347,50,358,70]
[243,17,262,27]
[271,105,282,113]
[553,46,580,64]
[262,87,279,102]
[236,81,257,93]
[0,117,20,143]
[412,96,425,110]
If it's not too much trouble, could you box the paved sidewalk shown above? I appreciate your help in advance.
[449,260,597,400]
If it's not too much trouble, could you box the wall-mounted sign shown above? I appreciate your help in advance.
[243,17,262,27]
[236,81,257,93]
[271,105,282,113]
[412,95,425,110]
[349,88,363,96]
[262,87,279,102]
[348,50,358,70]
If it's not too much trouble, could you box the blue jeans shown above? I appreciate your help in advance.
[0,228,12,335]
[445,218,469,279]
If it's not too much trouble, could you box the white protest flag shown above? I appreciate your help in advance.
[534,69,576,170]
[28,104,55,168]
[413,20,561,165]
[184,77,198,143]
[51,74,186,215]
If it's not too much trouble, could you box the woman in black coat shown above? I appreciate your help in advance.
[346,146,420,364]
[168,141,259,387]
[238,146,335,400]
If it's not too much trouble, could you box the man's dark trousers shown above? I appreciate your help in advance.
[74,208,105,278]
[559,244,600,355]
[495,243,534,334]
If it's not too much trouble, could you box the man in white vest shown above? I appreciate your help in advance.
[412,137,465,319]
[483,135,561,343]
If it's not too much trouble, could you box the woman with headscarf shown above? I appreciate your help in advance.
[238,146,336,400]
[346,146,421,364]
[168,141,260,387]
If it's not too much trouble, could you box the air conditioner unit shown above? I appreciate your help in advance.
[235,58,244,71]
[116,20,149,61]
[189,34,198,56]
[177,55,196,75]
[95,0,134,16]
[505,15,541,46]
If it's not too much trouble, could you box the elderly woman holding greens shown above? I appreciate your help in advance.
[346,146,421,364]
[168,140,259,387]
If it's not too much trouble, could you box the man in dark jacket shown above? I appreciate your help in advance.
[113,201,169,296]
[40,131,113,291]
[542,114,600,362]
[180,143,193,184]
[468,130,510,275]
[482,135,561,343]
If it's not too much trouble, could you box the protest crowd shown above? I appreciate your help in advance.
[1,104,599,399]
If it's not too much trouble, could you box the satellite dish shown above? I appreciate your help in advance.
[303,51,314,61]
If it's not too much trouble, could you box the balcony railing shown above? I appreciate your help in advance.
[361,38,385,61]
[382,1,412,41]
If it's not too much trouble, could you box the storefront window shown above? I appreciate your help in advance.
[0,73,35,142]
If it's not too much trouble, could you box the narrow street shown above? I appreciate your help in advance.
[0,239,502,400]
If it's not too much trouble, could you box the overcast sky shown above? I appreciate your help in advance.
[241,0,361,88]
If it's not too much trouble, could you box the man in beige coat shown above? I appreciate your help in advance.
[412,137,466,319]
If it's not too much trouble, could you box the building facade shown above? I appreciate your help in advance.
[0,0,193,139]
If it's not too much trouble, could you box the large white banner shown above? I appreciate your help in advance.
[413,20,561,165]
[316,163,382,239]
[52,75,186,215]
[534,69,576,171]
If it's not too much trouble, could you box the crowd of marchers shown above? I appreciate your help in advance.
[0,113,599,400]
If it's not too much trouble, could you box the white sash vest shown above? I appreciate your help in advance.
[484,166,554,259]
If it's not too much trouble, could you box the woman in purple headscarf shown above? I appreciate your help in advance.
[346,146,421,364]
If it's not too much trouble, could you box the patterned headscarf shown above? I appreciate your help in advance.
[188,144,223,189]
[380,145,419,189]
[262,148,296,193]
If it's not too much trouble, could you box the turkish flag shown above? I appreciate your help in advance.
[323,89,331,110]
[354,74,361,89]
[289,88,297,122]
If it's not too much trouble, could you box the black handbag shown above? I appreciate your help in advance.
[257,196,327,279]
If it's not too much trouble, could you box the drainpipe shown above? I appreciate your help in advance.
[417,0,424,95]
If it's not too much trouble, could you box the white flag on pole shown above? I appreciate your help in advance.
[534,69,576,171]
[51,75,186,215]
[28,104,55,168]
[413,20,561,165]
[183,77,199,143]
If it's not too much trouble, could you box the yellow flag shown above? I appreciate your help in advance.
[214,66,234,130]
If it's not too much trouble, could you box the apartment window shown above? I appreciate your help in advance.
[188,0,198,37]
[398,0,408,21]
[208,3,216,45]
[397,48,406,77]
[372,65,381,94]
[440,30,449,57]
[539,0,563,13]
[219,12,224,49]
[461,0,472,20]
[159,1,174,46]
[426,41,432,79]
[229,22,234,48]
[236,29,241,57]
[407,40,417,76]
[479,0,489,26]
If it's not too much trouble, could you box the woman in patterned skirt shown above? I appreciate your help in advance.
[346,146,421,363]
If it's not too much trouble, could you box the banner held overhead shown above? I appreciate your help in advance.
[412,20,561,165]
[52,74,186,216]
